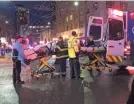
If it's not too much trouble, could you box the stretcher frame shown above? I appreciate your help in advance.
[30,55,55,80]
[80,51,112,72]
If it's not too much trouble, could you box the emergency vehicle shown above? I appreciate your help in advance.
[87,8,134,63]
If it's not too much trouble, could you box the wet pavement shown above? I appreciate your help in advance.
[0,59,131,104]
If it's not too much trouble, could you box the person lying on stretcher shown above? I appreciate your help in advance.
[85,36,101,73]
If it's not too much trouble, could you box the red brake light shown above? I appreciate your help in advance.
[130,13,134,20]
[124,41,131,56]
[112,10,123,17]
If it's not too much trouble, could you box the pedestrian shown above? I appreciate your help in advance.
[127,40,134,104]
[12,36,26,84]
[68,31,81,79]
[80,40,85,47]
[56,37,68,77]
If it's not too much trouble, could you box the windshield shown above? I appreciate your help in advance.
[89,25,101,40]
[109,19,124,40]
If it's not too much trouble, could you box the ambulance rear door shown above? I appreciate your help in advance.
[87,16,103,41]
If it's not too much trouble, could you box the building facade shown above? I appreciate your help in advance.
[55,1,128,38]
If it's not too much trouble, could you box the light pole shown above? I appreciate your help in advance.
[74,1,80,32]
[74,1,79,6]
[84,1,87,37]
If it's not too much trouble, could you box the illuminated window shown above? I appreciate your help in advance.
[66,16,68,22]
[70,14,73,20]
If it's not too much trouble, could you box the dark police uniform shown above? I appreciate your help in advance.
[56,40,68,75]
[12,49,21,83]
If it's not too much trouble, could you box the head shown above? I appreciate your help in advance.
[21,39,27,49]
[58,37,63,42]
[88,36,94,41]
[16,36,23,43]
[72,31,77,37]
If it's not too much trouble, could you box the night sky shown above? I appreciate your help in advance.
[0,1,55,26]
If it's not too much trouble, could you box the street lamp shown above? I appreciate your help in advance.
[5,21,8,24]
[74,1,79,6]
[48,22,51,25]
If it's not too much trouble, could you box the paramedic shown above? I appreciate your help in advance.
[56,37,68,77]
[12,36,25,84]
[68,31,80,79]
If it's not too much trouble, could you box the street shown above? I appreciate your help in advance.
[0,58,131,104]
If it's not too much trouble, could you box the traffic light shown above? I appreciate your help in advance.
[18,8,28,25]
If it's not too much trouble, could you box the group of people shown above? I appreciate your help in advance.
[54,31,81,79]
[12,31,96,84]
[54,31,96,79]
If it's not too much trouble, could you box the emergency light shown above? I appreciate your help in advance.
[112,9,123,17]
[130,12,134,20]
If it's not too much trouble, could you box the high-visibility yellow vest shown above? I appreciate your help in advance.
[68,36,79,58]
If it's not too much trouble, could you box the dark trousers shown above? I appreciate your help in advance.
[127,79,134,104]
[59,58,66,73]
[132,56,134,66]
[69,58,80,78]
[13,60,21,82]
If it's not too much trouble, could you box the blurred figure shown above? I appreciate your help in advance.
[86,36,95,47]
[127,40,134,104]
[80,40,85,47]
[51,40,57,53]
[68,31,80,79]
[56,37,68,77]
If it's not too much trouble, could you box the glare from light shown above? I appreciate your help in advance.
[29,26,32,28]
[5,21,8,24]
[112,9,123,17]
[33,26,36,28]
[40,41,44,44]
[46,25,50,28]
[74,1,79,6]
[48,22,51,25]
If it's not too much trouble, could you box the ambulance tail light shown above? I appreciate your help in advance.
[112,9,123,17]
[124,41,131,56]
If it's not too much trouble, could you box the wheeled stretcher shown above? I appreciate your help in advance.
[80,47,112,72]
[30,55,55,80]
[24,45,56,80]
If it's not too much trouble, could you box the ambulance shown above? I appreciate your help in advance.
[87,8,134,63]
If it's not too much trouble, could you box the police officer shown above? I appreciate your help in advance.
[68,31,80,79]
[12,36,25,84]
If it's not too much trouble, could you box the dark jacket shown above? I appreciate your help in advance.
[130,41,134,56]
[86,40,95,47]
[56,41,68,58]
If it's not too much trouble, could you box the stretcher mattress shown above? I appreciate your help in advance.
[81,46,106,52]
